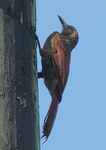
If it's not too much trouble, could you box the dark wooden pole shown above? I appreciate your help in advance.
[0,0,40,150]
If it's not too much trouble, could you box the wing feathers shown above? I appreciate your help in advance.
[51,33,71,95]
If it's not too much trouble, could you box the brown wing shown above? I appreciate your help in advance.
[51,33,71,97]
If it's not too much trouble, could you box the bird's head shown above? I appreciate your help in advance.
[58,15,79,50]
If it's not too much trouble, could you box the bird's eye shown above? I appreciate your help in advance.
[68,25,74,30]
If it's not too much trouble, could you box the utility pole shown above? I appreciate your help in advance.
[0,0,40,150]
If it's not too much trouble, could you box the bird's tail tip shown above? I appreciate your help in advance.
[41,94,59,143]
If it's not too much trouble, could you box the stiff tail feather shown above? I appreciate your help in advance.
[42,93,59,143]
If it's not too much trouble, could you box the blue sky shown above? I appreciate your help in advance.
[36,0,106,149]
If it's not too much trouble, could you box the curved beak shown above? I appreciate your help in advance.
[58,15,67,27]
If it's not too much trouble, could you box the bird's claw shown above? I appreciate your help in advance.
[27,22,38,39]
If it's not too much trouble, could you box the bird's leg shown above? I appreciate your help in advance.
[31,33,44,78]
[27,23,42,54]
[27,23,45,78]
[27,23,50,57]
[34,33,51,57]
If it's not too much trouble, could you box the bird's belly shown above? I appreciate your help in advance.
[42,57,58,95]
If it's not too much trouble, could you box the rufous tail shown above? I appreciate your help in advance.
[42,92,59,143]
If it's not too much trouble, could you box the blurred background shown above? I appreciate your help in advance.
[36,0,106,149]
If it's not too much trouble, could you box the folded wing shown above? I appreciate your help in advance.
[51,33,71,100]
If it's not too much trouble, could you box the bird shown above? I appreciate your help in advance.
[36,15,79,143]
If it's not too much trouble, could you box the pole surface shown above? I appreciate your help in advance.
[0,0,40,150]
